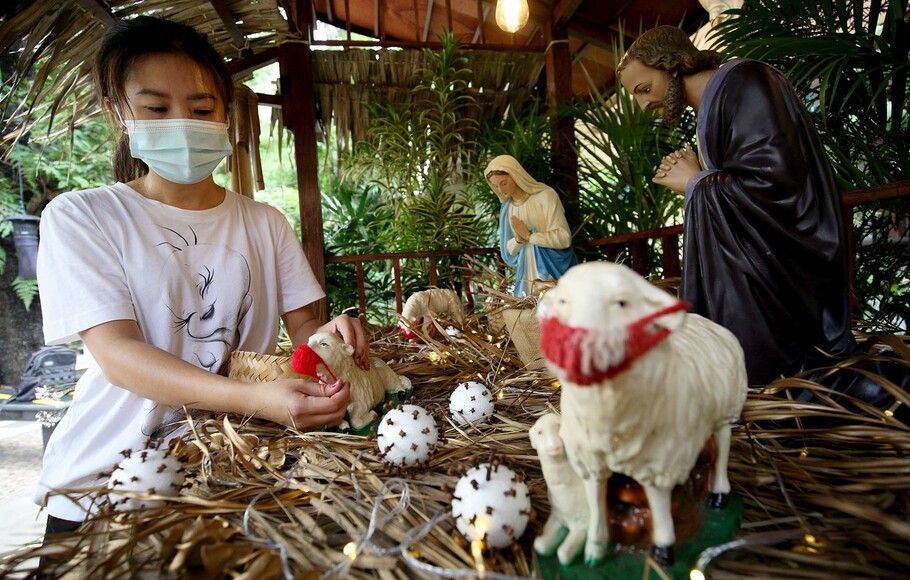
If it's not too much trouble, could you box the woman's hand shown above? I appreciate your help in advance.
[653,146,699,195]
[318,314,370,369]
[510,215,531,242]
[255,378,351,430]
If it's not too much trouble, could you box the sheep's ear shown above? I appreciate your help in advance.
[653,309,686,332]
[342,343,355,356]
[641,283,686,331]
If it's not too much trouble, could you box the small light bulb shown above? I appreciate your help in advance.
[804,534,826,548]
[551,380,560,388]
[495,0,530,33]
[690,569,706,580]
[343,541,357,560]
[470,539,486,576]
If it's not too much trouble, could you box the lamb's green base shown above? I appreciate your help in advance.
[339,388,414,437]
[536,492,744,580]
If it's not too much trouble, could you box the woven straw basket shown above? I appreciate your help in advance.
[228,351,303,383]
[501,307,550,373]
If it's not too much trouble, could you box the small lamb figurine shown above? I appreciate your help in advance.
[293,332,411,430]
[537,261,747,567]
[529,413,588,565]
[399,288,464,339]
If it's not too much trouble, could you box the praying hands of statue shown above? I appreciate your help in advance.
[653,145,699,196]
[511,215,532,243]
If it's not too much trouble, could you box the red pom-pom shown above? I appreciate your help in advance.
[291,344,336,382]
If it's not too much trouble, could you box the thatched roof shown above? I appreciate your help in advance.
[0,0,708,151]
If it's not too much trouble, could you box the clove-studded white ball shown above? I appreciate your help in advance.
[451,463,530,548]
[376,404,440,466]
[107,448,186,511]
[449,381,495,425]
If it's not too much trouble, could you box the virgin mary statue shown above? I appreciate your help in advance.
[484,155,577,297]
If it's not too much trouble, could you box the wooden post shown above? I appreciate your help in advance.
[278,38,327,320]
[543,19,578,204]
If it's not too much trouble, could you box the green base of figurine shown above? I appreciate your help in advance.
[343,388,414,437]
[537,492,744,580]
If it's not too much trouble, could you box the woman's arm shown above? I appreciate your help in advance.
[81,319,350,429]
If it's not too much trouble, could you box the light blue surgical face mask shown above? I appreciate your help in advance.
[123,118,233,184]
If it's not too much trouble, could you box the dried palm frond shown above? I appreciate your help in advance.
[2,309,907,579]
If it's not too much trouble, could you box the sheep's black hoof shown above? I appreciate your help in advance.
[650,545,674,568]
[397,390,407,401]
[342,427,352,435]
[705,492,729,510]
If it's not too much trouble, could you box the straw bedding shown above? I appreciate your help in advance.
[1,301,907,579]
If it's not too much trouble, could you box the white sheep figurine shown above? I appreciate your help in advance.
[293,332,411,430]
[529,413,588,565]
[399,288,464,339]
[537,261,747,567]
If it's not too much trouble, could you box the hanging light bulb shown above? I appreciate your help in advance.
[495,0,530,33]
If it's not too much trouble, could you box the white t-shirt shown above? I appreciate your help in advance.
[35,183,324,520]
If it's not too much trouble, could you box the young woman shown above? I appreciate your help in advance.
[484,155,577,297]
[35,16,365,533]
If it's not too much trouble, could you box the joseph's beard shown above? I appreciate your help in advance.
[651,73,685,125]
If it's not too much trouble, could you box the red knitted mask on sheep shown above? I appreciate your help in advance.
[539,300,688,386]
[291,344,338,383]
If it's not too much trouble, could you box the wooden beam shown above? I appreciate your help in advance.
[552,0,584,26]
[227,46,279,79]
[414,0,420,41]
[279,41,327,321]
[208,0,249,53]
[254,92,282,107]
[311,39,544,51]
[525,22,541,45]
[278,0,327,319]
[472,2,490,44]
[422,0,435,42]
[277,0,301,37]
[571,42,591,66]
[568,20,623,51]
[842,179,910,207]
[75,0,116,27]
[544,18,578,203]
[374,0,380,38]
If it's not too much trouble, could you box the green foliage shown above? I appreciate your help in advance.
[336,29,498,323]
[571,65,690,238]
[11,277,38,311]
[712,0,910,330]
[0,178,21,272]
[344,29,489,252]
[565,33,693,277]
[712,0,909,190]
[1,110,112,308]
[320,177,398,325]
